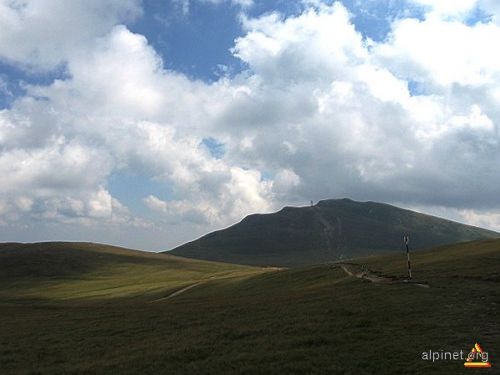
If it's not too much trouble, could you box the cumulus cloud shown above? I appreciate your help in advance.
[1,1,500,248]
[460,209,500,231]
[222,2,500,210]
[0,23,274,234]
[376,17,500,87]
[0,0,142,70]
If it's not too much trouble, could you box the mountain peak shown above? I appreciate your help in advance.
[169,199,499,267]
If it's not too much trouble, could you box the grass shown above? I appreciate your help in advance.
[0,242,266,301]
[170,198,499,267]
[0,240,499,374]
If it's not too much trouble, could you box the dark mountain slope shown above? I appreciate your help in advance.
[168,198,499,266]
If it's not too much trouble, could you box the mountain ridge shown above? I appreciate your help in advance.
[168,198,499,266]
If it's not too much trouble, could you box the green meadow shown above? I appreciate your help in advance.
[0,240,498,374]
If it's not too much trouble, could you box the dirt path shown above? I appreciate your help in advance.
[338,263,430,288]
[149,269,283,303]
[313,206,339,256]
[340,264,393,283]
[150,282,203,303]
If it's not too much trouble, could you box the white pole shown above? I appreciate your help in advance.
[404,235,412,280]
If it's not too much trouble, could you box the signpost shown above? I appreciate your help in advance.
[404,235,412,280]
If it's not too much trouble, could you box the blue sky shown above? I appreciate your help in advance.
[129,0,429,82]
[1,0,500,250]
[1,0,486,108]
[0,0,425,99]
[0,0,485,107]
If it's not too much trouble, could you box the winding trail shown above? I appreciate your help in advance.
[150,282,203,303]
[338,263,430,288]
[151,261,429,304]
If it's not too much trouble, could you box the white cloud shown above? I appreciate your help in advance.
[1,1,500,249]
[481,0,500,24]
[223,3,500,209]
[409,0,500,24]
[235,4,367,82]
[0,140,112,195]
[0,0,142,70]
[376,17,500,87]
[459,209,500,231]
[410,0,477,17]
[0,23,275,230]
[144,195,168,213]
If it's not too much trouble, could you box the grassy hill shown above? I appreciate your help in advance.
[0,242,266,301]
[1,240,499,374]
[168,198,499,266]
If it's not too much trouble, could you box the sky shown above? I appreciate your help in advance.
[1,0,500,251]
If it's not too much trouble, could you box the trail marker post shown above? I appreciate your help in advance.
[404,235,412,280]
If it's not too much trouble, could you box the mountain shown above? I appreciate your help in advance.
[168,198,500,266]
